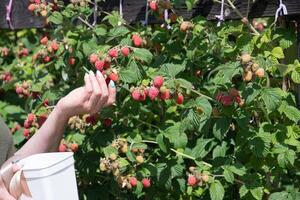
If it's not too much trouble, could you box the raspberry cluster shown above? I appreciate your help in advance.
[28,0,58,17]
[23,113,48,138]
[0,47,10,57]
[59,140,79,153]
[215,88,244,107]
[240,53,265,82]
[0,72,12,83]
[32,36,61,63]
[187,166,210,187]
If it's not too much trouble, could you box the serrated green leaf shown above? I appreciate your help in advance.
[279,103,300,122]
[158,63,186,78]
[271,47,284,59]
[212,117,231,140]
[239,185,249,198]
[223,169,234,183]
[261,88,283,112]
[250,187,263,200]
[209,180,225,200]
[49,11,63,24]
[291,70,300,84]
[133,48,153,64]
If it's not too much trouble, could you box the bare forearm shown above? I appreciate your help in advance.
[15,106,68,157]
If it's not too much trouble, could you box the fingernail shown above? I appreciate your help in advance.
[89,70,95,75]
[84,73,88,79]
[96,70,103,78]
[109,80,116,88]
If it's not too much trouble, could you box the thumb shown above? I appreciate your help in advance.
[105,80,116,106]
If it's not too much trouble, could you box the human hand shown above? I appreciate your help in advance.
[56,70,116,119]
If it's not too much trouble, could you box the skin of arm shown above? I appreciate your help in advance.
[0,70,116,200]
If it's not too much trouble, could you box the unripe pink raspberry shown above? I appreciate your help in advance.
[132,89,141,101]
[89,54,98,64]
[95,60,104,71]
[142,178,151,188]
[27,113,35,123]
[23,129,30,137]
[153,76,164,88]
[59,144,67,152]
[24,120,31,129]
[16,86,23,94]
[51,41,59,51]
[108,49,118,58]
[109,72,119,82]
[148,87,159,100]
[187,175,197,186]
[130,177,137,187]
[121,47,130,57]
[159,88,170,100]
[40,36,48,45]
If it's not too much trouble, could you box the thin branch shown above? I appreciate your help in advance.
[78,16,94,29]
[92,0,98,26]
[226,0,260,36]
[141,140,213,168]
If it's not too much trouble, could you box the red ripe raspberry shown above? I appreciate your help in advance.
[153,76,164,88]
[104,61,111,69]
[139,90,146,101]
[16,86,23,94]
[176,93,184,104]
[121,47,130,57]
[221,95,233,106]
[235,95,241,104]
[35,0,41,4]
[109,72,119,82]
[43,99,49,107]
[59,144,67,152]
[108,49,118,58]
[31,91,39,99]
[68,57,75,65]
[132,89,141,101]
[95,60,104,71]
[51,41,59,51]
[142,178,151,188]
[187,175,197,186]
[86,114,98,125]
[215,92,223,102]
[43,56,51,63]
[148,87,159,100]
[28,4,35,12]
[23,129,30,137]
[27,113,35,123]
[38,114,47,127]
[89,54,98,64]
[133,37,143,47]
[70,143,79,152]
[149,1,158,11]
[130,177,138,187]
[40,36,48,45]
[159,89,170,100]
[103,118,112,127]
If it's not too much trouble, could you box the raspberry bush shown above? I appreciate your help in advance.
[1,0,300,199]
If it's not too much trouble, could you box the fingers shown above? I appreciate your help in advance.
[87,71,102,113]
[106,80,116,106]
[96,71,109,109]
[84,73,93,94]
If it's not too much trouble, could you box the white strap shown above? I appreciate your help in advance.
[215,0,225,27]
[274,0,288,23]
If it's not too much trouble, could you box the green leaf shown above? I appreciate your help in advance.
[120,60,144,83]
[261,88,283,112]
[156,133,170,153]
[133,48,153,64]
[3,105,24,114]
[277,149,296,168]
[107,26,129,41]
[48,11,63,24]
[158,63,186,78]
[94,26,107,36]
[191,138,214,159]
[13,129,25,145]
[269,191,293,200]
[250,187,263,200]
[239,185,249,198]
[164,123,188,149]
[291,70,300,84]
[223,169,234,183]
[209,180,225,200]
[185,0,199,11]
[271,47,285,59]
[278,103,300,122]
[212,117,231,140]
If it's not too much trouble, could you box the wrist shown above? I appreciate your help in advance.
[53,101,70,122]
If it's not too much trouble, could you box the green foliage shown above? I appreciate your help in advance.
[0,1,300,200]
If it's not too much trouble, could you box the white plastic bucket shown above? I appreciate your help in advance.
[18,152,79,200]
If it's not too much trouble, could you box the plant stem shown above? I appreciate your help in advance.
[180,85,215,102]
[141,140,213,167]
[78,16,94,29]
[226,0,260,36]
